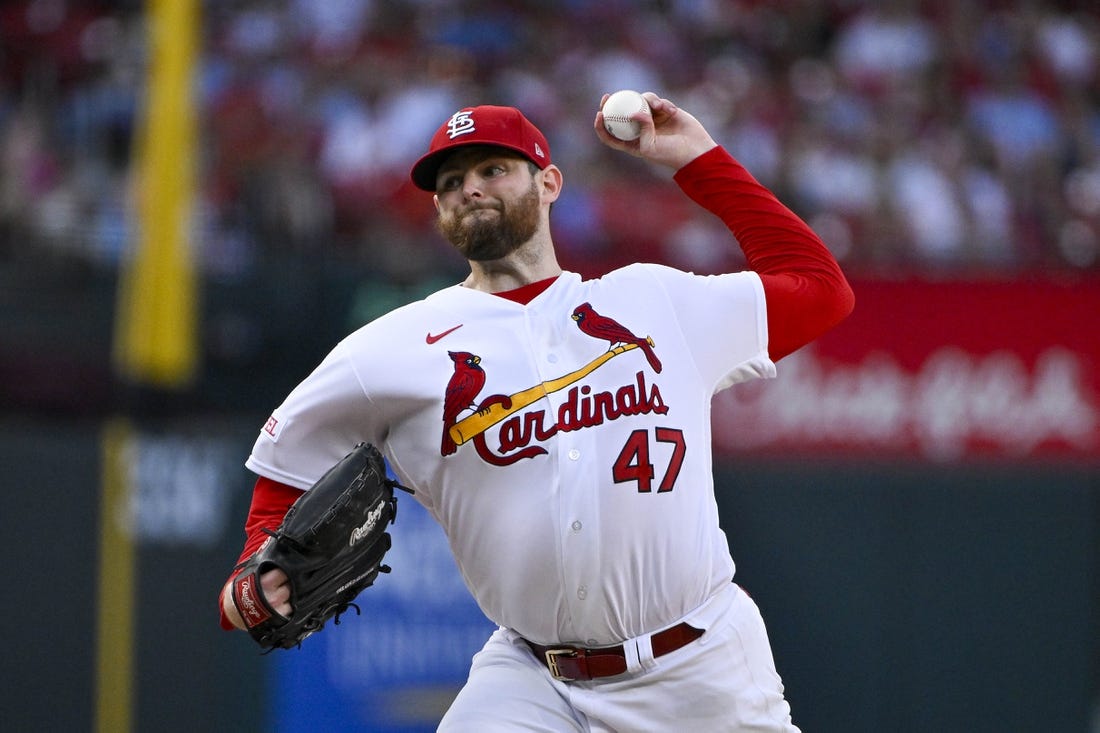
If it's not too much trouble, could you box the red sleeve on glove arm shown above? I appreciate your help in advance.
[218,476,303,630]
[673,146,855,361]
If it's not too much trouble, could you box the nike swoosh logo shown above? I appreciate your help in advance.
[426,324,464,344]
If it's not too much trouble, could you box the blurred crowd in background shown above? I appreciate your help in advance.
[2,0,1099,290]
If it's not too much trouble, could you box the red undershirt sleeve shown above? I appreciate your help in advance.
[218,476,303,630]
[673,146,855,361]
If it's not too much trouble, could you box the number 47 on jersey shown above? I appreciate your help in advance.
[612,427,686,493]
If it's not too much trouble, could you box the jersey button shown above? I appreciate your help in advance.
[568,449,580,460]
[547,353,558,363]
[571,520,582,532]
[577,586,587,600]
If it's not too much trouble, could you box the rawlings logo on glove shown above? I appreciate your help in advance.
[231,443,411,650]
[350,503,387,546]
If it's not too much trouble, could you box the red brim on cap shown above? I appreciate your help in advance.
[410,105,551,191]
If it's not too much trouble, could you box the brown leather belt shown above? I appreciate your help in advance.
[523,622,704,681]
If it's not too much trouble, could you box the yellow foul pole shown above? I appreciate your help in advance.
[113,0,200,387]
[99,2,200,732]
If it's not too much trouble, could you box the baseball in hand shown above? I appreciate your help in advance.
[601,90,649,141]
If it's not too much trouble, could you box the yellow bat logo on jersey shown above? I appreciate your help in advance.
[449,339,653,446]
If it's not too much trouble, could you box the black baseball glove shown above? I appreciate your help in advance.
[231,443,411,650]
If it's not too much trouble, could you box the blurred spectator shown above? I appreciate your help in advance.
[0,0,1098,283]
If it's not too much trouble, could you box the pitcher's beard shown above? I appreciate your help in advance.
[438,182,541,261]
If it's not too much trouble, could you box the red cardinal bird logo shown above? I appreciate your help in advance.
[571,302,662,373]
[441,351,486,455]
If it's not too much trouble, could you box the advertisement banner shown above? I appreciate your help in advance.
[713,276,1100,461]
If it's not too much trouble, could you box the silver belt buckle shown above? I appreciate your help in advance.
[544,648,578,681]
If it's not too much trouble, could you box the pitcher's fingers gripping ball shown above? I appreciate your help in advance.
[601,89,650,141]
[231,443,412,650]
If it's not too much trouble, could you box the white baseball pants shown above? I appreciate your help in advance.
[438,582,799,732]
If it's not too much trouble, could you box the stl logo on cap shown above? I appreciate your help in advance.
[447,110,476,140]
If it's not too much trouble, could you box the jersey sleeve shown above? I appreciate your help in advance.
[245,341,378,489]
[673,146,854,361]
[628,264,774,393]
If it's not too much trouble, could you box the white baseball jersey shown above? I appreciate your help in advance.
[246,263,775,646]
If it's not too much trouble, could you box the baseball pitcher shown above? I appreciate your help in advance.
[220,92,854,731]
